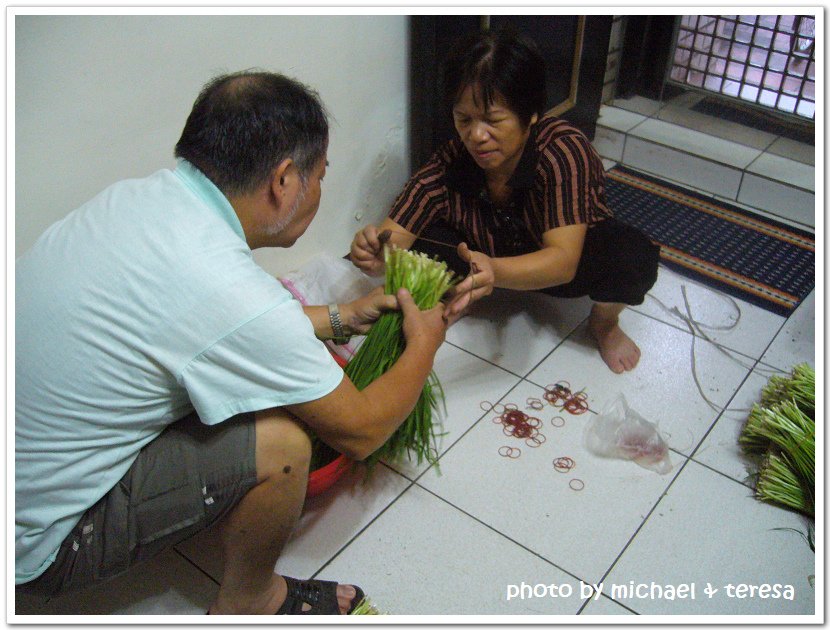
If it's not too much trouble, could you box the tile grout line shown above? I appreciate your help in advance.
[443,339,528,381]
[308,469,419,581]
[573,455,695,614]
[412,481,598,602]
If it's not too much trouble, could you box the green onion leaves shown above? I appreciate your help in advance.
[740,363,815,517]
[344,246,457,469]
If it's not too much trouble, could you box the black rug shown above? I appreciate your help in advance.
[605,166,815,317]
[691,97,814,145]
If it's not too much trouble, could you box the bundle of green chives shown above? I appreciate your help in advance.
[739,363,815,517]
[344,245,457,468]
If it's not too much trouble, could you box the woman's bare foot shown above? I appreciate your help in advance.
[589,304,641,373]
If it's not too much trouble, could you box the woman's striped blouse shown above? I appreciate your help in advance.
[388,117,613,257]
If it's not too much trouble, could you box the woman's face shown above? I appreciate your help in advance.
[452,84,538,179]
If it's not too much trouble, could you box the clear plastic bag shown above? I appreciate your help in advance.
[279,253,383,362]
[584,394,672,474]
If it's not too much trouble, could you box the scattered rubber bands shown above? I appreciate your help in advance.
[481,401,546,447]
[498,446,522,459]
[552,456,576,472]
[543,382,589,415]
[483,400,584,494]
[543,382,571,406]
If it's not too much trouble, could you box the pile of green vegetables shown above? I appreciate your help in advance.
[310,245,457,472]
[739,363,815,517]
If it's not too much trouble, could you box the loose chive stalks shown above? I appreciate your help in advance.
[761,363,815,419]
[344,245,457,469]
[757,449,814,517]
[743,400,814,482]
[740,364,816,518]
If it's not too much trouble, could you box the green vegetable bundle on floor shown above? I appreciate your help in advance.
[344,245,457,468]
[739,363,815,517]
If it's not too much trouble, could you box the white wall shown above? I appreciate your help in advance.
[14,14,410,276]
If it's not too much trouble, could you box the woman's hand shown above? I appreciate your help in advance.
[443,242,494,323]
[341,286,398,335]
[350,225,388,277]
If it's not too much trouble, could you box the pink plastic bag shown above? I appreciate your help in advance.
[584,395,672,474]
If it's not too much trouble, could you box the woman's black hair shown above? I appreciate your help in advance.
[174,70,329,196]
[441,27,547,127]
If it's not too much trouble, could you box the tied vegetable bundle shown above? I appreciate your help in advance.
[344,245,457,468]
[739,363,815,517]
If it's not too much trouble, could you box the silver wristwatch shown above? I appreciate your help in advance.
[327,303,349,345]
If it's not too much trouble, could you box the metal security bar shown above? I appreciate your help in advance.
[667,15,815,120]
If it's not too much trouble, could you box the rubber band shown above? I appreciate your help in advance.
[553,457,575,472]
[543,382,572,406]
[491,403,545,445]
[498,445,521,459]
[526,433,546,447]
[526,397,545,411]
[563,393,589,415]
[569,479,585,491]
[550,416,566,428]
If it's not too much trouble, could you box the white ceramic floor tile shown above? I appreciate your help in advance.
[610,96,663,117]
[593,125,625,162]
[760,291,816,371]
[597,105,648,132]
[175,464,411,582]
[630,118,761,170]
[693,367,785,484]
[606,460,816,616]
[526,311,752,456]
[319,483,588,615]
[766,136,815,166]
[420,379,681,585]
[13,548,216,616]
[623,136,744,199]
[385,342,522,479]
[746,152,815,192]
[445,288,591,377]
[633,265,786,361]
[656,94,777,151]
[737,172,816,228]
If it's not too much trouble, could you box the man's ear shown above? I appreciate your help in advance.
[270,158,300,208]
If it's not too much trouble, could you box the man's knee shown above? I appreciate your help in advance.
[253,409,312,482]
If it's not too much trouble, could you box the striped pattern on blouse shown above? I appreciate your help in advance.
[388,117,613,256]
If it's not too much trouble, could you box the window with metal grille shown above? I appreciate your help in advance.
[668,15,815,120]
